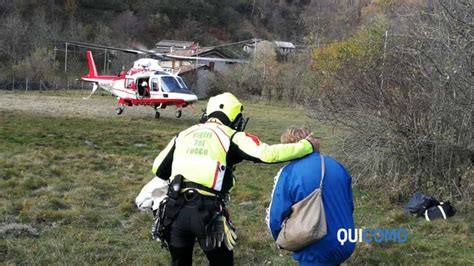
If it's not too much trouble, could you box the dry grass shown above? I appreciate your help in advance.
[1,90,472,265]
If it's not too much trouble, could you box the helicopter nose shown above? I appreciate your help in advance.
[186,94,198,103]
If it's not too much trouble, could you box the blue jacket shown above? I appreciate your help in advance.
[267,152,355,265]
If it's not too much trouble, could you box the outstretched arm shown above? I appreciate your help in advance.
[231,131,318,164]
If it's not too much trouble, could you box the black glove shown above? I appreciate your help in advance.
[205,213,237,251]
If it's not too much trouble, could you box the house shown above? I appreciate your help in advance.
[273,41,296,55]
[155,40,243,98]
[172,47,239,98]
[242,39,263,54]
[178,64,213,99]
[157,40,238,73]
[243,40,296,55]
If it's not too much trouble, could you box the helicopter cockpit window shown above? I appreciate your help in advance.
[161,76,193,94]
[176,76,189,89]
[151,78,159,91]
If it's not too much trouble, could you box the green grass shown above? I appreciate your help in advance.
[1,92,472,265]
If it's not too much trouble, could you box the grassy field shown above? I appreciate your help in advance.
[1,91,472,265]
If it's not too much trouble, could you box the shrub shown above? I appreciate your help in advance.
[209,42,318,104]
[311,2,473,207]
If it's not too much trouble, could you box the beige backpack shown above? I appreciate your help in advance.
[276,154,327,251]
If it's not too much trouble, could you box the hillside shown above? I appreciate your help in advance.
[1,0,369,77]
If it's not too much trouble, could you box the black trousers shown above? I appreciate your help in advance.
[168,195,233,266]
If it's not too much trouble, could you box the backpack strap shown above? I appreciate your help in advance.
[424,204,448,221]
[181,180,227,199]
[437,205,447,219]
[319,154,325,189]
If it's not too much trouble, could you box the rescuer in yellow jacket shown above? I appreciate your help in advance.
[150,92,319,266]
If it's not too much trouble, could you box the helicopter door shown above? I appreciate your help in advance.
[137,77,150,98]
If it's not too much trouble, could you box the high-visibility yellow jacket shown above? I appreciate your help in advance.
[152,119,314,193]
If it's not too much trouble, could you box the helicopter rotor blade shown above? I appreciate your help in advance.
[163,54,248,63]
[132,41,247,63]
[131,42,171,61]
[64,40,247,63]
[62,40,146,55]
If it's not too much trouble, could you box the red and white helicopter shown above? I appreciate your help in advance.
[79,41,247,119]
[82,51,198,119]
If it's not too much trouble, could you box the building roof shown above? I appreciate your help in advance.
[242,39,264,48]
[155,40,197,53]
[168,47,213,57]
[155,40,241,63]
[168,47,233,59]
[156,40,195,49]
[178,64,210,74]
[273,41,296,49]
[243,40,295,49]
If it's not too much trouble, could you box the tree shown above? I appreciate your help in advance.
[111,10,141,42]
[12,47,59,80]
[0,14,28,65]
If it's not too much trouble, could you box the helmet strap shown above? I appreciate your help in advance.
[230,113,249,131]
[207,111,231,126]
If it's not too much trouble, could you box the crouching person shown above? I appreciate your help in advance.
[267,127,355,266]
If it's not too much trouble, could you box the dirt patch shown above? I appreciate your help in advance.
[0,223,39,237]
